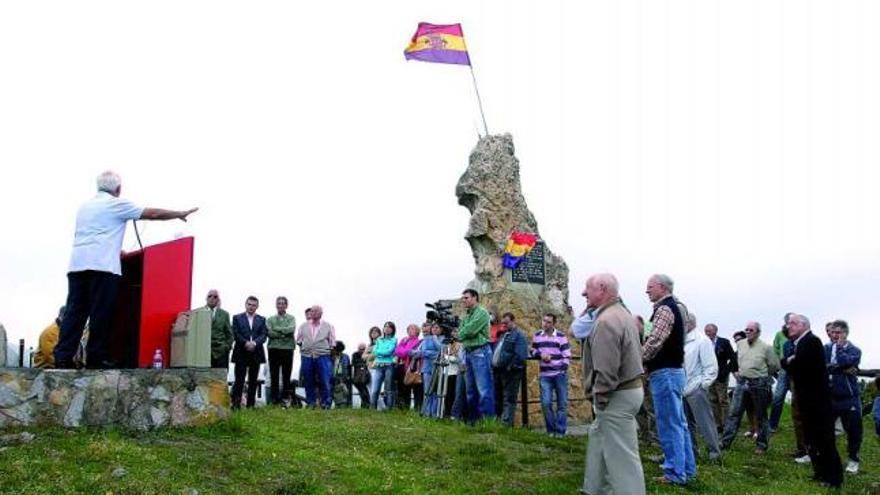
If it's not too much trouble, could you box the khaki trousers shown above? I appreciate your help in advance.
[707,380,729,430]
[584,387,646,495]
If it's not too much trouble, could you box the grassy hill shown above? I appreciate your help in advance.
[0,407,877,494]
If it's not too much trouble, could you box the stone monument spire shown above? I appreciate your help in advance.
[455,133,589,424]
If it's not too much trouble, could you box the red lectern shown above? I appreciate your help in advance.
[109,237,194,368]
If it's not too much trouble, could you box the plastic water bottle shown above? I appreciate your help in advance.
[152,348,163,369]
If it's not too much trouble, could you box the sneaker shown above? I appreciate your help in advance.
[794,454,811,464]
[846,460,859,474]
[743,431,754,438]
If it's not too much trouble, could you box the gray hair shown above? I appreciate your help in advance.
[791,314,811,329]
[688,312,697,325]
[96,171,122,193]
[652,274,675,292]
[589,273,620,297]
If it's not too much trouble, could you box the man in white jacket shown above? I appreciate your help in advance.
[684,313,721,461]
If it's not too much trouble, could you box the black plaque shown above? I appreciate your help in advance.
[511,241,545,285]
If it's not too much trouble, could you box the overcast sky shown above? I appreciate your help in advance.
[1,1,878,368]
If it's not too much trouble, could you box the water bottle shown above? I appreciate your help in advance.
[152,348,163,369]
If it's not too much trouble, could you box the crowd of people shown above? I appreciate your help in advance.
[575,272,874,493]
[26,170,879,493]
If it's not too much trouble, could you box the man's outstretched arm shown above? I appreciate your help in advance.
[140,207,198,221]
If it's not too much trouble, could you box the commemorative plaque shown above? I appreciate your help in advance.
[511,241,546,285]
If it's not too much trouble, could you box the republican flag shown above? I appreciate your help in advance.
[404,22,471,66]
[502,231,538,269]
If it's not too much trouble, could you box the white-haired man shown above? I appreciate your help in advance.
[582,273,645,495]
[643,274,695,485]
[55,171,197,369]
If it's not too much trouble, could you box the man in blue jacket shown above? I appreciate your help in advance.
[492,312,528,426]
[824,320,863,474]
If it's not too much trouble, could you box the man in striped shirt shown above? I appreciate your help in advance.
[531,313,572,436]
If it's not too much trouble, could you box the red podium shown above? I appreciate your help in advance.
[109,237,194,368]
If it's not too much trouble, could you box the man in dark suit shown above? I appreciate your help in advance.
[704,323,737,432]
[782,313,843,488]
[231,296,267,409]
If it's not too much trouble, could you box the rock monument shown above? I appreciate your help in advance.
[455,133,590,425]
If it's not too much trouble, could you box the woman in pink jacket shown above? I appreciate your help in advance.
[395,323,423,411]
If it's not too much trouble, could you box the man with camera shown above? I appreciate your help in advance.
[457,288,495,421]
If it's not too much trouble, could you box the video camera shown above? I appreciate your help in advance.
[425,300,460,332]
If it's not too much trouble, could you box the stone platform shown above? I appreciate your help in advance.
[0,368,229,430]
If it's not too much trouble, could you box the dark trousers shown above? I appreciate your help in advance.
[495,367,523,426]
[231,359,260,408]
[55,270,120,366]
[721,377,772,450]
[211,353,229,370]
[443,375,458,418]
[353,381,371,409]
[267,348,293,404]
[396,364,424,410]
[801,404,843,487]
[832,401,863,462]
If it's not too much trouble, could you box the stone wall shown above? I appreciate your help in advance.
[0,368,229,430]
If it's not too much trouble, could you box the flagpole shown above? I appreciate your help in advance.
[468,64,489,137]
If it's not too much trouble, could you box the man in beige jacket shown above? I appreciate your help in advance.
[582,273,645,495]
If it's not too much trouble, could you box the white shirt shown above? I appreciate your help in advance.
[68,192,143,276]
[684,329,719,396]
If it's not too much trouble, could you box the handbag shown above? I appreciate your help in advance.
[353,365,370,386]
[403,358,422,386]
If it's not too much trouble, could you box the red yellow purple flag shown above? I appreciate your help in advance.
[404,22,471,66]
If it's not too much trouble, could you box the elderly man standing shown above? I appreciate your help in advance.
[203,290,233,369]
[643,274,695,485]
[296,305,336,409]
[783,314,843,488]
[683,313,721,461]
[704,323,736,432]
[720,321,779,453]
[825,320,863,474]
[582,273,645,495]
[55,171,197,369]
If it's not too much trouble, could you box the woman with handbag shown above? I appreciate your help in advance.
[352,339,373,409]
[395,324,423,410]
[370,323,397,410]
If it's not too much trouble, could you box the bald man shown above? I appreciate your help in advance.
[582,273,645,495]
[296,305,337,409]
[203,289,232,369]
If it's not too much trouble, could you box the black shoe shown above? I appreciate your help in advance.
[54,359,76,370]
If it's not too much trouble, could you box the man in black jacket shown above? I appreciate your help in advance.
[782,313,842,488]
[231,296,268,409]
[705,323,737,432]
[492,312,528,426]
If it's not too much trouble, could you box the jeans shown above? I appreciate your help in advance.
[451,371,469,420]
[421,369,436,416]
[55,270,121,365]
[540,373,568,434]
[301,355,333,409]
[650,368,696,484]
[721,376,772,450]
[267,348,293,404]
[464,344,496,421]
[496,367,523,426]
[768,369,789,430]
[370,365,395,409]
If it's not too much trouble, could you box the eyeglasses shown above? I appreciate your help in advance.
[207,295,218,299]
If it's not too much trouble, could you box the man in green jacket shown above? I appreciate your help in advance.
[457,288,495,421]
[267,296,296,406]
[204,289,233,369]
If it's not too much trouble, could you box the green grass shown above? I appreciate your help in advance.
[0,407,877,494]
